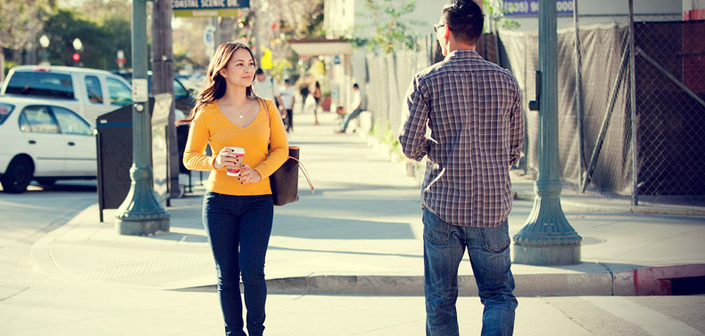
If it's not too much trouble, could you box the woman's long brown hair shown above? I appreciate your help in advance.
[175,42,257,125]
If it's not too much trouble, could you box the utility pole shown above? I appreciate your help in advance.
[115,0,170,236]
[512,0,581,265]
[151,0,180,199]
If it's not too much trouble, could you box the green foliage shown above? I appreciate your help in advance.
[484,0,520,30]
[270,59,293,81]
[42,8,130,69]
[351,0,421,54]
[0,0,55,49]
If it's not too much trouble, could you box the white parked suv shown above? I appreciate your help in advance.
[0,96,96,193]
[1,65,132,125]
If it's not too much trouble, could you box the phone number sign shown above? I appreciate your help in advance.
[503,0,574,17]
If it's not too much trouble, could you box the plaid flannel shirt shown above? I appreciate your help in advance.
[399,50,524,227]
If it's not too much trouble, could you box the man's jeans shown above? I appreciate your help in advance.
[423,208,517,336]
[203,192,273,336]
[340,108,364,132]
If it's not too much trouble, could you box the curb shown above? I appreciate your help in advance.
[512,190,705,217]
[172,264,705,297]
[175,273,619,297]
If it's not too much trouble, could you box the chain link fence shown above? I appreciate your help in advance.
[633,20,705,203]
[356,14,704,206]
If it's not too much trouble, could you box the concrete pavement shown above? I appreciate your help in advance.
[29,111,705,297]
[2,111,702,336]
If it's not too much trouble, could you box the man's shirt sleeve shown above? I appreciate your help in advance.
[508,80,525,167]
[399,76,431,162]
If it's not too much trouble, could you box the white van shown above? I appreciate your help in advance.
[1,65,132,125]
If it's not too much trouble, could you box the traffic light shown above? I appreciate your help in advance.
[72,53,80,63]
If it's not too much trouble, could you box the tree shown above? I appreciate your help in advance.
[350,0,422,54]
[41,8,130,69]
[0,0,55,80]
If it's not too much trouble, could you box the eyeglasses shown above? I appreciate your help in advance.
[433,23,446,33]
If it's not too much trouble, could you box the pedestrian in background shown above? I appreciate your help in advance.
[336,83,366,133]
[311,81,321,125]
[178,42,288,336]
[398,1,524,335]
[252,68,285,114]
[299,82,310,115]
[280,79,296,132]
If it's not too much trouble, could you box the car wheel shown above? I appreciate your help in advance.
[36,178,57,186]
[1,157,34,193]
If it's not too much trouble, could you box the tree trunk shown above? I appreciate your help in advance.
[151,0,181,199]
[219,17,234,44]
[0,49,5,83]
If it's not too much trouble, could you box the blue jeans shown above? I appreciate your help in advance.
[340,108,364,132]
[423,208,517,336]
[203,192,274,336]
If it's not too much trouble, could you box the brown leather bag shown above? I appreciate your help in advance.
[262,99,313,205]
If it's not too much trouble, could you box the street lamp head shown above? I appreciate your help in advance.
[72,38,83,51]
[39,35,50,48]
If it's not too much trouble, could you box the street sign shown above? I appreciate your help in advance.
[132,79,149,103]
[203,25,216,48]
[173,0,250,17]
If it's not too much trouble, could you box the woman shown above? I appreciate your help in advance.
[178,42,288,336]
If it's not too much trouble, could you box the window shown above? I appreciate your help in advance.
[85,75,104,104]
[0,103,14,125]
[5,71,74,99]
[53,106,93,135]
[174,79,189,99]
[107,77,132,105]
[19,106,60,133]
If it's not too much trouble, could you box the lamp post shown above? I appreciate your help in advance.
[512,0,582,265]
[39,35,50,66]
[114,0,170,236]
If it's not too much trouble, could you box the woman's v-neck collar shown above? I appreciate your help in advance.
[216,99,263,129]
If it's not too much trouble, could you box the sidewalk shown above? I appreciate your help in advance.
[31,112,705,298]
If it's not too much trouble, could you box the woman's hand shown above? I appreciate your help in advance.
[213,147,239,170]
[238,164,262,184]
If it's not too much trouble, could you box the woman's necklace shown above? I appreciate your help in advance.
[221,99,245,119]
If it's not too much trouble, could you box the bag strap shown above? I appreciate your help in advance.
[289,156,314,194]
[262,98,314,194]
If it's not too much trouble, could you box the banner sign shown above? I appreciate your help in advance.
[172,0,250,17]
[503,0,574,17]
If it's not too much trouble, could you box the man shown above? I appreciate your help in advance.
[336,83,366,133]
[252,68,284,113]
[398,1,524,335]
[280,79,296,132]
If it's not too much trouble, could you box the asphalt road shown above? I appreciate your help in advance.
[0,180,98,301]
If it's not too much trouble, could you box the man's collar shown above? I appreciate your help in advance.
[445,49,478,59]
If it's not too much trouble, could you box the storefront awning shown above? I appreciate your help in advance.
[287,38,353,56]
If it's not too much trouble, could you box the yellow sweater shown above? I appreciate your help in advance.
[183,98,289,196]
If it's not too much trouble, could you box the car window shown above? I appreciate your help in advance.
[5,71,75,99]
[53,106,93,135]
[85,75,104,104]
[107,77,132,105]
[19,106,60,133]
[174,79,189,99]
[0,103,14,125]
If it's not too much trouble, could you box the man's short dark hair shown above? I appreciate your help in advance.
[353,83,359,89]
[255,68,264,75]
[442,0,484,45]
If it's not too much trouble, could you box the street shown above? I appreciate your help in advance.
[0,181,97,300]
